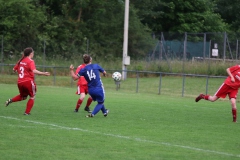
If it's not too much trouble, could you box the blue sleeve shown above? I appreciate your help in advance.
[97,64,104,72]
[77,68,84,77]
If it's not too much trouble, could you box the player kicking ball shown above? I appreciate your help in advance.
[70,54,109,118]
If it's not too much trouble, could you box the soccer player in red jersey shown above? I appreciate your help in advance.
[5,47,50,115]
[195,65,240,122]
[73,63,92,113]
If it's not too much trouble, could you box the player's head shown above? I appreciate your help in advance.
[83,54,92,64]
[24,47,34,57]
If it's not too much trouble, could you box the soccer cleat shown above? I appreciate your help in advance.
[24,113,30,115]
[86,114,94,118]
[5,99,12,107]
[84,107,92,113]
[74,109,79,112]
[103,109,109,117]
[195,94,204,102]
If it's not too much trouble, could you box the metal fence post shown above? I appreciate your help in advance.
[182,74,185,97]
[1,35,3,73]
[158,73,162,95]
[53,67,56,86]
[223,32,226,61]
[136,71,139,93]
[206,76,209,95]
[203,33,206,59]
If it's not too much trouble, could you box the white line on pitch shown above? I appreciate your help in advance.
[1,116,239,158]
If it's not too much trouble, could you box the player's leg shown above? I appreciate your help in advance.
[89,102,104,117]
[101,104,109,117]
[86,87,108,117]
[5,83,27,107]
[24,81,36,115]
[196,83,226,102]
[229,89,238,122]
[74,85,85,112]
[230,98,237,122]
[84,96,92,113]
[83,85,92,113]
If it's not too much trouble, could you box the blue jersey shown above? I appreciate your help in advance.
[77,64,105,88]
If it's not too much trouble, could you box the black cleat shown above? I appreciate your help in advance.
[74,109,79,112]
[5,99,12,107]
[84,107,92,113]
[104,109,109,117]
[195,94,204,102]
[86,114,94,118]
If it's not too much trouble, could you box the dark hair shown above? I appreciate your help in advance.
[17,47,34,65]
[23,47,34,56]
[83,54,91,64]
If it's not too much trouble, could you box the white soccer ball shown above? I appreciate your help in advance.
[112,72,122,81]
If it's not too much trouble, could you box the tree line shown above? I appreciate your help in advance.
[0,0,239,61]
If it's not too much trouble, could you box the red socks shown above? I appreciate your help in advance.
[232,109,237,122]
[25,98,34,114]
[204,95,209,100]
[12,95,23,102]
[76,99,83,110]
[86,97,93,107]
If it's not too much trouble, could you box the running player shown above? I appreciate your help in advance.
[195,64,240,122]
[5,47,50,115]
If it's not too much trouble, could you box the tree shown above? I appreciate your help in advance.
[132,0,228,34]
[0,0,47,56]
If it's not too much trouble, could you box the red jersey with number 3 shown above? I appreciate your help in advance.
[13,57,36,83]
[75,64,87,85]
[224,65,240,89]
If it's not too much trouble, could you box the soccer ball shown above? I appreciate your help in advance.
[112,72,122,81]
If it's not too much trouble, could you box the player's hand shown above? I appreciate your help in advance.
[103,71,107,77]
[69,64,74,70]
[44,72,50,76]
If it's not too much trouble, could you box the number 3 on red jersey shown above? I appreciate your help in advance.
[19,66,24,78]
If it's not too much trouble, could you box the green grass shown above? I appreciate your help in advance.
[0,83,240,160]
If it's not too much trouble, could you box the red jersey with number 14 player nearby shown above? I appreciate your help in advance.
[75,64,88,86]
[224,65,240,89]
[13,57,36,83]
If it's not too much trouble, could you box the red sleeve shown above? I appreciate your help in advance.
[13,63,18,71]
[229,65,240,73]
[29,60,36,71]
[75,66,81,75]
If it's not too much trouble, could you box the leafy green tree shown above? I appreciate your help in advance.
[0,0,47,57]
[215,0,240,32]
[132,0,228,33]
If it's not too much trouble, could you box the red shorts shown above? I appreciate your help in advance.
[215,83,238,99]
[18,80,37,97]
[76,85,88,95]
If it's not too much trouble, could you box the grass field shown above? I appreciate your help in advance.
[0,82,240,160]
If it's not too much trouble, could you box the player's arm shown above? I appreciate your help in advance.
[13,64,18,73]
[102,71,106,77]
[70,64,79,80]
[33,69,50,76]
[97,64,106,77]
[226,67,235,82]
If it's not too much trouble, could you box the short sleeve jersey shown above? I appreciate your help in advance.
[14,57,36,83]
[224,65,240,89]
[77,64,104,88]
[75,64,88,86]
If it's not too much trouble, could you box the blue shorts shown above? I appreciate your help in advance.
[89,86,105,103]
